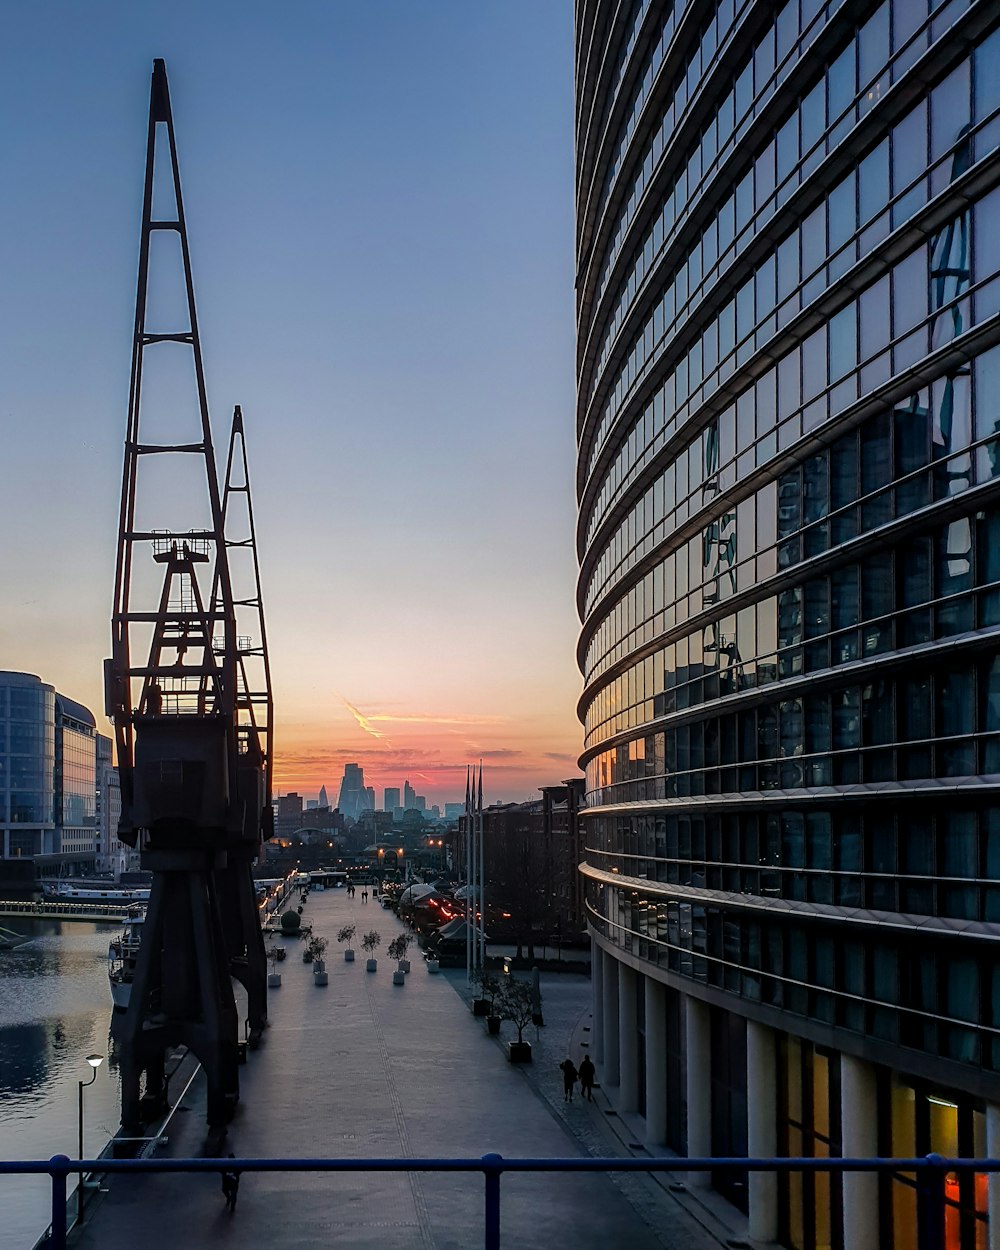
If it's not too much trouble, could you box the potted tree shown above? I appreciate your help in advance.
[338,923,357,962]
[471,967,493,1017]
[476,971,504,1034]
[396,932,412,974]
[267,947,281,989]
[387,934,411,985]
[302,940,314,964]
[310,935,328,973]
[498,977,534,1062]
[362,929,381,972]
[425,952,440,973]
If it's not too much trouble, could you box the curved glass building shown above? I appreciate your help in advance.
[575,3,1000,1246]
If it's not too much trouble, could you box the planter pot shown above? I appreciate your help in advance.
[267,973,282,988]
[426,958,440,974]
[275,947,287,962]
[366,958,378,972]
[472,998,490,1017]
[507,1041,532,1063]
[313,970,329,986]
[487,1015,501,1035]
[400,959,411,973]
[344,949,355,962]
[392,970,406,986]
[313,960,326,973]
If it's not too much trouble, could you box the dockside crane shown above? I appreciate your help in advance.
[211,405,274,1045]
[104,59,267,1133]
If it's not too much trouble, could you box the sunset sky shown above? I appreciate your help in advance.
[0,3,581,806]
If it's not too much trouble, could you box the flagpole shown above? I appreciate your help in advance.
[478,762,485,973]
[465,765,472,985]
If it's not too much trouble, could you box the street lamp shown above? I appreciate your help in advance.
[78,1054,103,1224]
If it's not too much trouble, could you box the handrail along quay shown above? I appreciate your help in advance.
[8,1152,997,1250]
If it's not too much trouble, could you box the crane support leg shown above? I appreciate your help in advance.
[217,857,268,1044]
[114,859,240,1134]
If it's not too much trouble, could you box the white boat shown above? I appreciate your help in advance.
[53,884,150,902]
[108,908,146,1010]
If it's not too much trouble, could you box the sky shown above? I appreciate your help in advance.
[0,2,582,807]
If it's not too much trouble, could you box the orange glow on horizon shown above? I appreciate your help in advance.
[271,698,582,805]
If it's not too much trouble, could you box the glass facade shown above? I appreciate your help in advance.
[0,672,55,858]
[55,695,97,854]
[576,1,1000,1244]
[0,673,97,862]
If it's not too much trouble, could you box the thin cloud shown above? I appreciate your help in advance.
[341,697,386,741]
[366,712,508,727]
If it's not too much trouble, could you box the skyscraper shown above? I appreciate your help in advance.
[384,786,401,814]
[319,785,329,809]
[575,6,1000,1246]
[403,780,416,812]
[338,763,374,822]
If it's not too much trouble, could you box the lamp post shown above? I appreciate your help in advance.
[77,1053,103,1224]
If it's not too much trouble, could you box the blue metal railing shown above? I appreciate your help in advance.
[6,1152,998,1250]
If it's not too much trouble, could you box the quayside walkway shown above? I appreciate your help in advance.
[69,886,717,1250]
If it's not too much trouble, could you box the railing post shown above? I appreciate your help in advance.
[482,1153,502,1250]
[49,1154,69,1250]
[917,1154,946,1250]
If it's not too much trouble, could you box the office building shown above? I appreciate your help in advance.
[575,6,1000,1247]
[0,671,56,860]
[0,671,97,870]
[461,779,587,948]
[403,780,416,812]
[384,786,401,815]
[276,792,303,839]
[94,733,127,878]
[337,764,374,822]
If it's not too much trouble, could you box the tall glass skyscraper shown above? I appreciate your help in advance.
[575,4,1000,1246]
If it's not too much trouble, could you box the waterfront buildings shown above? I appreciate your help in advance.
[275,792,303,839]
[459,779,587,948]
[0,671,97,871]
[574,4,1000,1247]
[94,733,128,878]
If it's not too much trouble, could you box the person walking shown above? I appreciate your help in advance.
[579,1054,596,1102]
[221,1153,240,1213]
[559,1057,579,1102]
[362,888,368,904]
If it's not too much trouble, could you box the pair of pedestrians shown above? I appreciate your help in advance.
[560,1054,596,1102]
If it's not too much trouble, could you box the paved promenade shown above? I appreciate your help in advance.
[72,887,721,1250]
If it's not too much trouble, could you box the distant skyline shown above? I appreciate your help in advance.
[0,3,580,806]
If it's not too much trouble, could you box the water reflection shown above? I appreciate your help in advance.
[0,920,123,1250]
